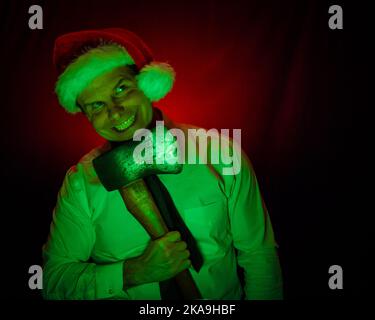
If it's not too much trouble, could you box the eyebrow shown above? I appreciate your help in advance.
[83,77,127,108]
[118,71,134,80]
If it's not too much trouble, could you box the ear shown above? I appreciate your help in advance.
[136,62,175,101]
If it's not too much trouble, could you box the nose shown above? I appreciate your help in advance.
[107,103,125,122]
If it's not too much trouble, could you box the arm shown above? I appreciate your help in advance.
[43,167,190,299]
[42,167,127,300]
[228,152,283,300]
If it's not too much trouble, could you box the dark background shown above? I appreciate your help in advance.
[0,0,371,300]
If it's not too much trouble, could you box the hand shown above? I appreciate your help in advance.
[123,231,191,289]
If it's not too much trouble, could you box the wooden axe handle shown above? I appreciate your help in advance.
[119,179,202,300]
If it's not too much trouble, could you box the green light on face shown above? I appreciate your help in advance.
[115,85,126,95]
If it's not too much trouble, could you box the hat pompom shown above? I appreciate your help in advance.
[136,62,175,101]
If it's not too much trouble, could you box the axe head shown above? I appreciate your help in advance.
[93,125,183,191]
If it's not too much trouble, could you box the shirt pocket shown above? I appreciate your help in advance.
[181,195,231,257]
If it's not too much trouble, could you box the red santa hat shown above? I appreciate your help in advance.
[53,28,175,114]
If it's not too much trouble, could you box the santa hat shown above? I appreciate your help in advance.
[53,28,175,114]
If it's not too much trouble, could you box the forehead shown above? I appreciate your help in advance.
[78,66,135,102]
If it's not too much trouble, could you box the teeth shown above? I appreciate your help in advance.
[114,115,135,131]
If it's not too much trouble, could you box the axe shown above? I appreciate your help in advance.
[93,125,202,299]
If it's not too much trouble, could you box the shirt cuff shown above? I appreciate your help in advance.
[95,261,127,299]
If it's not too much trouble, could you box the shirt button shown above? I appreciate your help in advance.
[109,289,113,294]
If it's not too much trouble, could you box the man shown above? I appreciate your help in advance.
[42,28,283,300]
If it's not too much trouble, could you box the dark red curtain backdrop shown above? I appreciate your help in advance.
[0,0,370,299]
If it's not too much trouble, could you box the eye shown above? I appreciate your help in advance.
[90,101,105,113]
[114,84,127,96]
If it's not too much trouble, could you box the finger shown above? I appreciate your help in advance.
[180,249,190,260]
[172,248,190,260]
[165,231,181,242]
[173,241,187,251]
[179,259,192,271]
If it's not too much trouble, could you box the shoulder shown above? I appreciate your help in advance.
[169,121,253,192]
[62,141,111,192]
[182,124,244,175]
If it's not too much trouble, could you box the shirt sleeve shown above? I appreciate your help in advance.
[42,166,128,300]
[227,150,283,300]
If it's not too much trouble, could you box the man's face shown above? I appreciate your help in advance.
[77,66,153,141]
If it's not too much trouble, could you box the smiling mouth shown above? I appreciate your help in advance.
[113,114,136,132]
